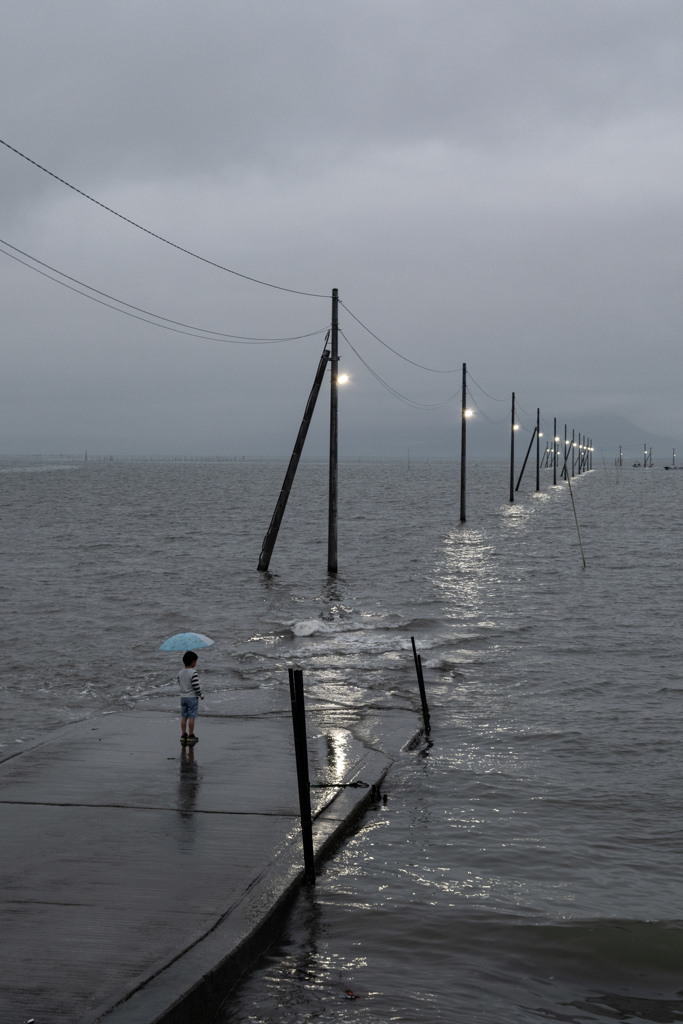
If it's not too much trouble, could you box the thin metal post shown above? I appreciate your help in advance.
[572,430,575,477]
[328,289,339,573]
[410,637,431,733]
[288,668,315,884]
[562,424,568,480]
[535,408,540,492]
[644,442,647,469]
[460,363,466,522]
[258,346,331,571]
[553,417,557,486]
[510,392,515,502]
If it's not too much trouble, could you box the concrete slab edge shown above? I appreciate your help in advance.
[95,745,405,1024]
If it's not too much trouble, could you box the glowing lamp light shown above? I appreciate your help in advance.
[554,436,560,442]
[337,374,350,385]
[464,409,474,418]
[513,424,520,431]
[539,432,543,438]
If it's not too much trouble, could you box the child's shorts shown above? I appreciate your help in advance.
[181,696,199,719]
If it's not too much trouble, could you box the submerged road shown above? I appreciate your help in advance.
[0,697,418,1024]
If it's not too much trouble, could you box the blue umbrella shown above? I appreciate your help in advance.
[159,631,215,652]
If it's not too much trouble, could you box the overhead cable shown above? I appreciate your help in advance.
[340,301,459,373]
[468,394,509,425]
[340,331,461,409]
[0,240,328,344]
[0,137,328,299]
[466,370,508,402]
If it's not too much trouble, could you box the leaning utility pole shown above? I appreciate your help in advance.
[258,345,331,571]
[328,289,339,573]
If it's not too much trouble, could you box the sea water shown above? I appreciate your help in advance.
[2,457,682,1023]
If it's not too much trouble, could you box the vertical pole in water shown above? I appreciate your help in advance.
[643,442,647,469]
[572,430,576,477]
[288,668,315,885]
[460,363,467,523]
[510,392,515,502]
[563,424,568,480]
[553,417,557,486]
[328,289,339,573]
[673,449,676,468]
[535,408,540,491]
[410,637,431,733]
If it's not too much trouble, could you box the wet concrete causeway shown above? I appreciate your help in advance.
[0,700,418,1024]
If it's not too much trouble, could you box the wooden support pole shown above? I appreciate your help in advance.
[460,363,467,523]
[553,417,557,486]
[515,425,537,491]
[410,637,431,733]
[288,668,315,884]
[258,346,331,571]
[328,289,339,573]
[510,392,515,503]
[535,408,541,491]
[572,430,575,477]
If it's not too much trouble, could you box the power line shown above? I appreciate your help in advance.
[340,330,461,409]
[0,239,329,345]
[0,137,328,299]
[340,301,460,373]
[468,393,509,424]
[466,370,507,402]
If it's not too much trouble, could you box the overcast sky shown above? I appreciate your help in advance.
[1,0,682,456]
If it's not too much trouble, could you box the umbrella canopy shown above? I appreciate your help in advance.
[159,631,215,652]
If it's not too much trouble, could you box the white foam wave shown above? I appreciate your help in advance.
[290,619,336,636]
[289,616,404,637]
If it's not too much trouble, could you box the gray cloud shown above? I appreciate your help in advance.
[1,0,683,454]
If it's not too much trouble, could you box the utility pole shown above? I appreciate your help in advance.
[328,289,339,573]
[553,417,557,486]
[258,345,331,571]
[510,392,515,502]
[572,430,575,477]
[460,363,466,522]
[535,408,540,492]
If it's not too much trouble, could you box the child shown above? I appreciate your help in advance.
[178,650,204,745]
